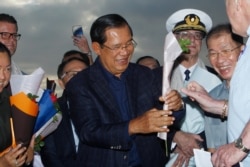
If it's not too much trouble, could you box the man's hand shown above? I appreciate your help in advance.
[173,131,203,157]
[212,142,247,167]
[72,35,91,53]
[160,89,183,111]
[181,81,225,115]
[129,108,174,135]
[181,81,209,102]
[172,147,191,167]
[72,35,93,64]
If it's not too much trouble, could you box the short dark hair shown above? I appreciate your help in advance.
[136,55,160,67]
[0,42,11,59]
[62,50,90,66]
[57,57,89,79]
[0,13,18,31]
[90,14,133,45]
[206,23,244,46]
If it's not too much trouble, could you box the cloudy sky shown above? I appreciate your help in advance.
[1,0,228,94]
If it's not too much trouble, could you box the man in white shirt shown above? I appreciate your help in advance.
[165,8,221,167]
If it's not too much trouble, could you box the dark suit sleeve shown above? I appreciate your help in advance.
[167,105,185,153]
[40,133,65,167]
[172,104,186,127]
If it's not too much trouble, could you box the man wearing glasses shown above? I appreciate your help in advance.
[165,9,222,167]
[0,13,22,74]
[66,14,185,167]
[41,51,90,166]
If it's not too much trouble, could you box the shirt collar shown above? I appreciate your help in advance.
[97,58,129,82]
[179,63,197,80]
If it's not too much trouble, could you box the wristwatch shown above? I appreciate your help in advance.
[234,137,250,154]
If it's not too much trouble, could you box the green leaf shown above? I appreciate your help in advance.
[27,93,39,101]
[178,38,191,53]
[34,135,45,153]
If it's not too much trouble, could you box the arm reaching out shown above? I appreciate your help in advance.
[181,81,226,116]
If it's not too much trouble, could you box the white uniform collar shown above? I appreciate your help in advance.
[179,63,197,81]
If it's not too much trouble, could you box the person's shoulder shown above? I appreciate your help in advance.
[129,62,154,75]
[65,68,90,89]
[152,66,163,75]
[197,65,220,78]
[209,80,227,97]
[130,62,152,71]
[57,92,67,105]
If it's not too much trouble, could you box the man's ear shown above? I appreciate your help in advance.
[92,42,101,56]
[58,79,65,89]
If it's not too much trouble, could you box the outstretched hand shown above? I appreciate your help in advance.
[212,142,247,167]
[181,81,209,102]
[172,147,191,167]
[181,81,224,115]
[173,131,203,157]
[129,108,174,135]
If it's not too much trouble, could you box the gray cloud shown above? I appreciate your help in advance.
[0,0,228,94]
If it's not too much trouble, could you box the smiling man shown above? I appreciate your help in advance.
[0,13,22,74]
[203,23,243,154]
[181,23,244,154]
[65,14,185,167]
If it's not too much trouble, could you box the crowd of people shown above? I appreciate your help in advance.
[1,0,250,166]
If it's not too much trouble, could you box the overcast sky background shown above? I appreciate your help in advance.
[1,0,228,94]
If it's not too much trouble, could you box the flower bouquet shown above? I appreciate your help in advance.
[0,92,39,157]
[34,90,62,152]
[33,78,62,152]
[6,68,62,153]
[9,67,44,148]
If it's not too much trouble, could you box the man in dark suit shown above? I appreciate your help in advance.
[66,14,185,167]
[40,52,90,167]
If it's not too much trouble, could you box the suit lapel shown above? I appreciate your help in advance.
[89,61,122,119]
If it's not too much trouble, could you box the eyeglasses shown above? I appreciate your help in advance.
[207,45,241,60]
[175,31,204,40]
[0,32,21,41]
[61,70,80,79]
[101,39,137,53]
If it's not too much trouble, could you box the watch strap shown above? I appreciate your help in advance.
[235,138,250,154]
